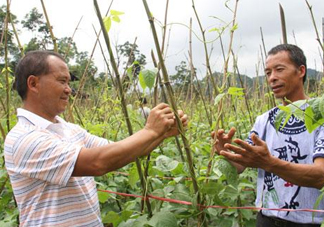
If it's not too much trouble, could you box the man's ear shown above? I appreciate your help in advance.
[26,75,39,93]
[298,65,306,80]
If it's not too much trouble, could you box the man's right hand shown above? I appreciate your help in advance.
[144,103,175,138]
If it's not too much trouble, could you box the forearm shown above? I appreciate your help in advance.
[73,128,162,176]
[265,157,324,189]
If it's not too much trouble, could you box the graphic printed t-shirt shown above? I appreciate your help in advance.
[248,107,324,224]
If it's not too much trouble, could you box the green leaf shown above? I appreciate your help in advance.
[155,155,179,172]
[138,71,147,90]
[97,190,109,203]
[305,106,314,133]
[112,15,121,23]
[148,211,178,227]
[126,66,133,81]
[216,157,238,186]
[110,10,124,16]
[313,189,324,220]
[319,95,324,119]
[228,87,244,96]
[128,164,139,189]
[214,93,226,106]
[141,69,157,90]
[102,211,122,226]
[103,16,112,32]
[230,23,239,32]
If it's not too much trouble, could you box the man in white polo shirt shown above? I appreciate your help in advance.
[4,50,187,227]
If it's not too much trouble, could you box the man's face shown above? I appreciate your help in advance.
[264,51,305,103]
[36,56,71,120]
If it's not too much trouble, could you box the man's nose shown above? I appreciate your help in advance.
[65,84,72,95]
[267,72,277,83]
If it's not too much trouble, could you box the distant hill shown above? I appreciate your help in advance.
[210,68,323,90]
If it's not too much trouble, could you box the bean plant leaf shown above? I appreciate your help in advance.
[128,164,139,189]
[214,93,226,106]
[102,211,122,226]
[215,157,238,186]
[110,10,124,16]
[112,15,121,23]
[138,71,147,90]
[97,191,110,203]
[126,67,133,81]
[228,87,244,96]
[305,106,315,133]
[103,16,112,32]
[319,95,324,119]
[148,211,178,227]
[143,69,157,89]
[313,188,324,220]
[231,23,238,32]
[155,155,179,172]
[139,69,157,90]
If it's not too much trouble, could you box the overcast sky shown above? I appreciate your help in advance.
[6,0,324,77]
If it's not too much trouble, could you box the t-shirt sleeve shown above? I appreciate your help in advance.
[313,126,324,160]
[71,123,111,148]
[12,130,81,186]
[246,115,264,145]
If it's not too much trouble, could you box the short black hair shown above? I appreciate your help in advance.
[14,50,65,100]
[268,44,307,83]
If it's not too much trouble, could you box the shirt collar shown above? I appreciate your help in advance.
[17,108,65,129]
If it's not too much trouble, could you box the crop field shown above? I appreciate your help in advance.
[1,0,324,226]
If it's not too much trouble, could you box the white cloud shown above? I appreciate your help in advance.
[8,0,324,77]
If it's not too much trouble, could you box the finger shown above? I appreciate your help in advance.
[224,143,247,155]
[233,138,252,150]
[161,107,173,115]
[180,114,188,122]
[154,103,169,110]
[216,129,225,138]
[177,110,184,118]
[251,133,264,146]
[227,127,236,138]
[163,112,175,119]
[219,150,244,163]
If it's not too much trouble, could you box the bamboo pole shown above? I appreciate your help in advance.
[141,0,204,225]
[40,0,58,51]
[279,4,288,44]
[191,0,218,97]
[93,0,152,217]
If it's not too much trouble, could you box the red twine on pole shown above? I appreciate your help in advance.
[97,189,324,213]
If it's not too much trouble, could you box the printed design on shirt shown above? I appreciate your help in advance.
[263,171,279,206]
[264,136,307,215]
[282,186,301,216]
[314,139,324,154]
[269,108,306,135]
[285,137,307,163]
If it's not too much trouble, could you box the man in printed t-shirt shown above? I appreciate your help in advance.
[4,50,188,227]
[214,44,324,226]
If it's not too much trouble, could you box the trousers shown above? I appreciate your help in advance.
[256,212,321,227]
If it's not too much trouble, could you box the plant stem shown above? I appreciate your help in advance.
[93,0,152,217]
[40,0,58,51]
[142,0,203,223]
